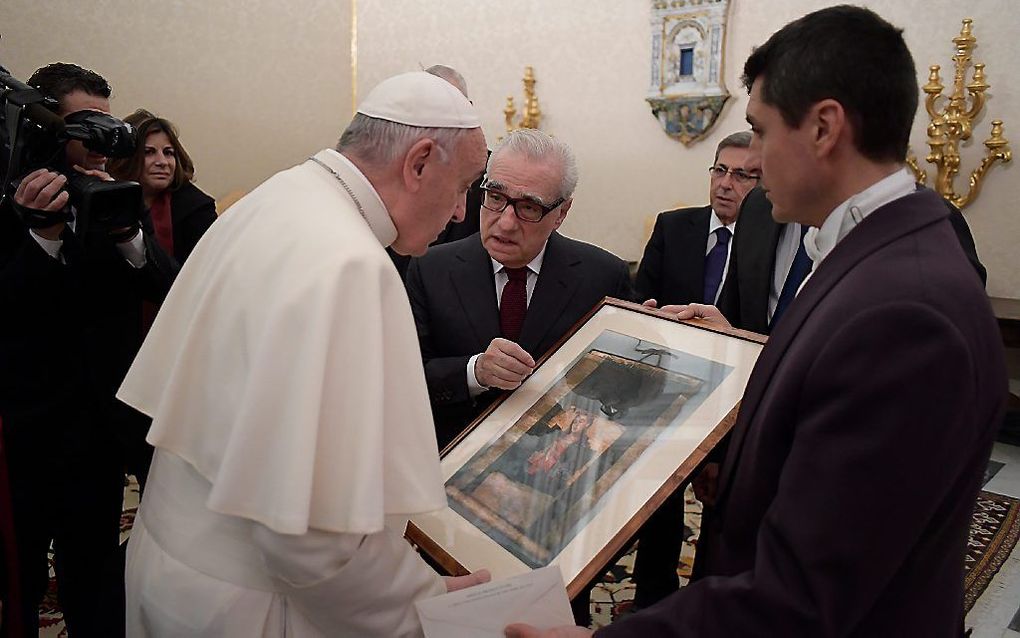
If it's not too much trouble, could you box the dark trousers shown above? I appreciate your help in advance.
[4,419,125,638]
[631,488,686,609]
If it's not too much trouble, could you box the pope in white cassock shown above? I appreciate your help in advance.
[117,72,491,637]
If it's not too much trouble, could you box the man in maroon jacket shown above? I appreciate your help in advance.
[508,6,1006,637]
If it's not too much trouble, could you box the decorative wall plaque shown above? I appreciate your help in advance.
[647,0,731,146]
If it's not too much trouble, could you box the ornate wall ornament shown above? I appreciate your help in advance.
[908,18,1011,209]
[647,0,731,146]
[503,66,543,140]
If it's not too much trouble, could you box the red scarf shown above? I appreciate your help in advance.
[149,190,174,256]
[142,190,174,335]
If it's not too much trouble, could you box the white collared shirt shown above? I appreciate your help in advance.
[799,167,916,292]
[30,209,147,268]
[467,243,549,395]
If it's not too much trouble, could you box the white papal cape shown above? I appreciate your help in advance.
[118,149,448,637]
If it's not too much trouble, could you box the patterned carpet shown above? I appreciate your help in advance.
[34,484,1020,635]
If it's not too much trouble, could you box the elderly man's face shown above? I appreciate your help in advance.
[392,127,487,256]
[480,150,570,269]
[709,146,760,225]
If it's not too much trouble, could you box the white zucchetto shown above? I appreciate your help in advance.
[357,71,481,129]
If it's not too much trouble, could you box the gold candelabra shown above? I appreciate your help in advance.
[503,66,542,136]
[908,18,1011,208]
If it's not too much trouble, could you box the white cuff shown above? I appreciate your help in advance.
[116,230,147,268]
[467,353,488,398]
[29,230,64,262]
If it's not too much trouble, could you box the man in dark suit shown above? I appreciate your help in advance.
[635,131,760,307]
[406,128,633,450]
[0,63,174,637]
[629,130,760,610]
[719,185,987,335]
[509,6,1006,637]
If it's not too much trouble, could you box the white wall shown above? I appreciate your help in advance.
[356,0,1019,298]
[2,0,1016,297]
[0,0,352,200]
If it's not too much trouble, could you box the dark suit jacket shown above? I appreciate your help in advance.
[718,186,987,334]
[598,188,1006,637]
[634,205,713,305]
[0,199,176,464]
[405,231,634,448]
[169,182,218,263]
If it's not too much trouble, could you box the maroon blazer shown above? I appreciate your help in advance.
[598,188,1006,637]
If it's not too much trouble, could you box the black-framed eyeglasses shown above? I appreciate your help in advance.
[480,186,564,223]
[708,165,761,184]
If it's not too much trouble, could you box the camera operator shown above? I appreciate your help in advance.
[0,62,175,637]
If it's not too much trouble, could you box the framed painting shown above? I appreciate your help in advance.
[406,298,765,598]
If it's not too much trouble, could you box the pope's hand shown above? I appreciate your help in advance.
[444,569,491,592]
[475,338,535,390]
[504,623,594,638]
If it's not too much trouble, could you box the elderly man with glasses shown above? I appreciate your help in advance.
[405,128,634,454]
[634,131,760,309]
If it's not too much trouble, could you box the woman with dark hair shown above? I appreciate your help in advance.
[109,109,216,264]
[108,110,217,489]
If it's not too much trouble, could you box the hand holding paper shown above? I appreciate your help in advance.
[417,566,575,638]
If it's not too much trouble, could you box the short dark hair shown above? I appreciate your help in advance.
[28,63,111,109]
[742,5,918,162]
[107,109,196,191]
[714,131,752,164]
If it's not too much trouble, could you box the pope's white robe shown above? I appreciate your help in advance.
[118,149,448,637]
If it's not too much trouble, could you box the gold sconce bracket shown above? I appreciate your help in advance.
[909,18,1011,209]
[502,66,543,139]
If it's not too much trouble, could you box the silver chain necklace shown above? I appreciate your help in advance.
[308,156,368,223]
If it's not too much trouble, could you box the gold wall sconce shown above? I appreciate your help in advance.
[503,66,542,137]
[907,18,1011,209]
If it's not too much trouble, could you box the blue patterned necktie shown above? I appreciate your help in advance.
[771,224,813,329]
[702,227,731,304]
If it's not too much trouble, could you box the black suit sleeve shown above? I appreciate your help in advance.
[717,233,741,323]
[404,256,473,407]
[943,200,986,287]
[174,189,217,264]
[633,213,666,303]
[132,215,179,303]
[613,254,638,303]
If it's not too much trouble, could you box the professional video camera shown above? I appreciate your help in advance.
[1,63,141,231]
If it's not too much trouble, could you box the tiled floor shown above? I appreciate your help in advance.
[967,441,1020,638]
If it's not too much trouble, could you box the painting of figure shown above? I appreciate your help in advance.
[447,330,732,567]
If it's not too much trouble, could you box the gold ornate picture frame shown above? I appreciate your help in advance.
[406,299,765,598]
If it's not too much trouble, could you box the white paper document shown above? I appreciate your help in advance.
[416,565,575,638]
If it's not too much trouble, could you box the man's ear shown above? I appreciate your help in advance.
[552,199,572,229]
[810,98,846,159]
[401,138,436,193]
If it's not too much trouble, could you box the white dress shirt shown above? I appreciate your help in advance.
[30,210,147,268]
[801,167,917,289]
[466,244,549,396]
